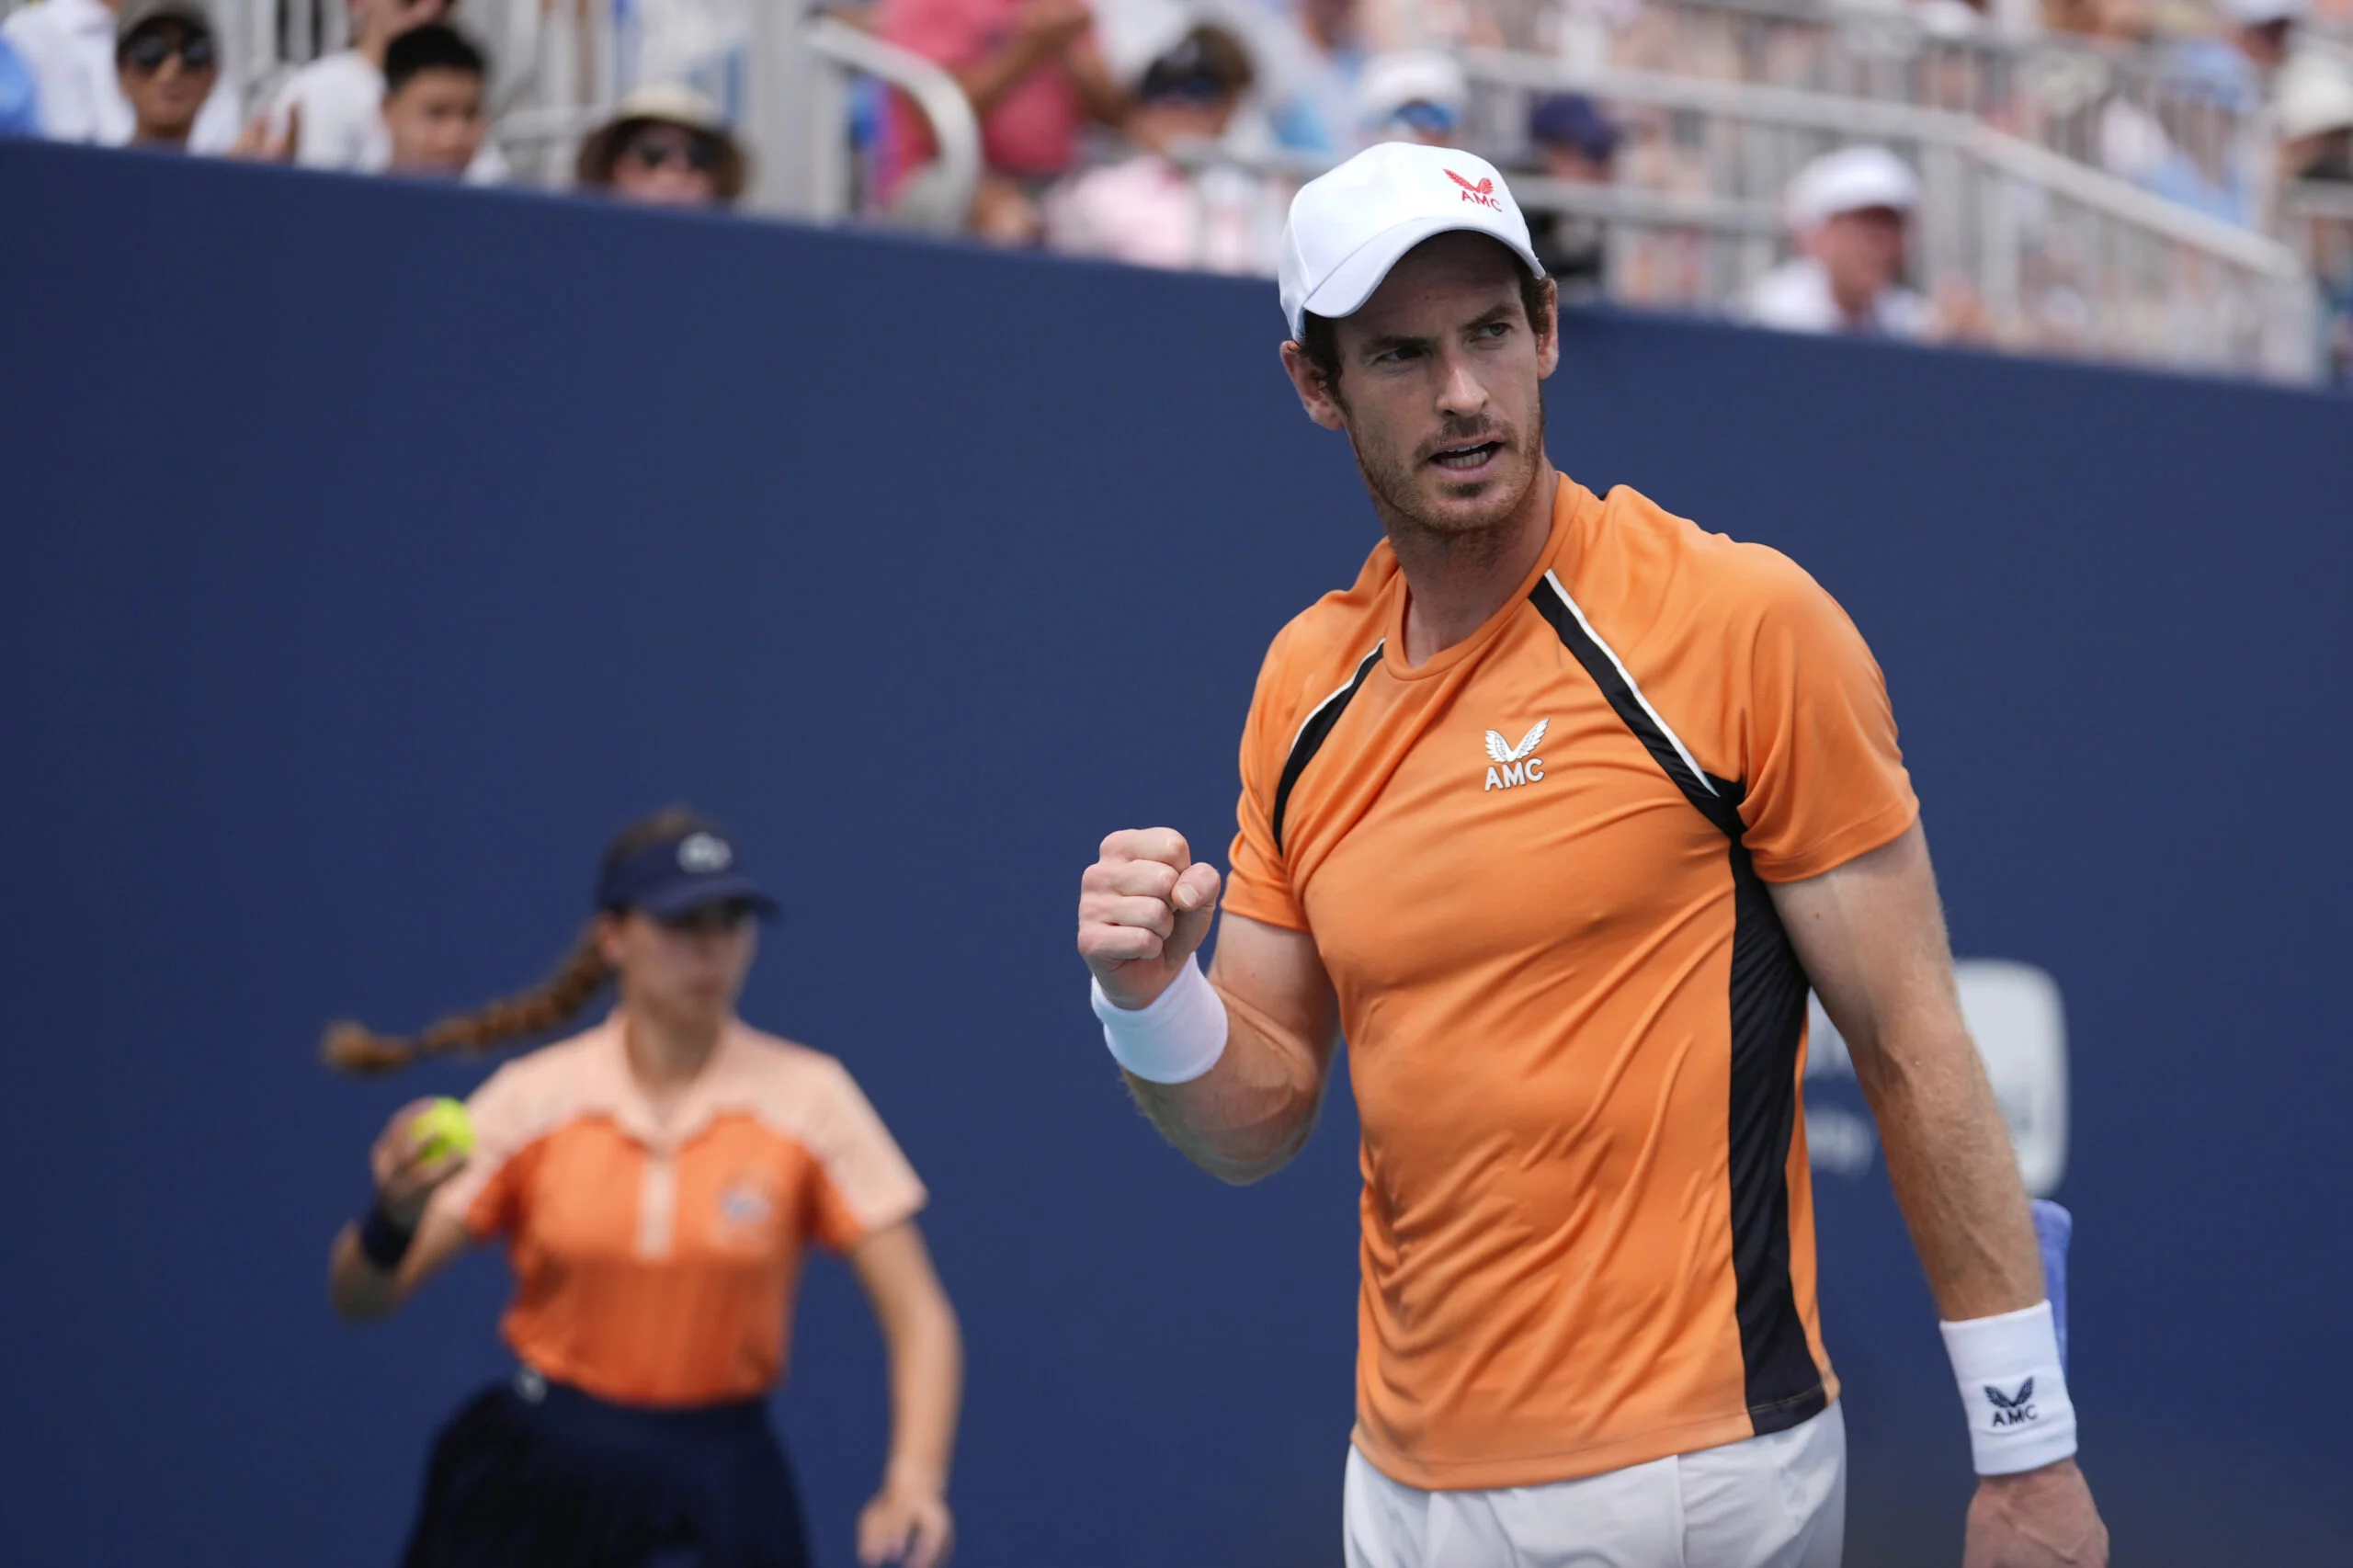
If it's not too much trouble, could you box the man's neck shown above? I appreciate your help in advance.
[357,23,395,67]
[1387,460,1559,667]
[1826,268,1879,324]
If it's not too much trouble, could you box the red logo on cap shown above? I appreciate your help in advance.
[1448,169,1501,210]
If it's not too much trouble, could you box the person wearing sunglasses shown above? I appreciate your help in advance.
[1356,49,1465,150]
[1,0,239,148]
[114,0,216,150]
[324,807,961,1568]
[574,83,747,210]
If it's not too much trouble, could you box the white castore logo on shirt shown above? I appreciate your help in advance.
[1482,720,1549,791]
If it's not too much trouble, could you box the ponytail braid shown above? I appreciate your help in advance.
[322,804,723,1075]
[322,926,614,1075]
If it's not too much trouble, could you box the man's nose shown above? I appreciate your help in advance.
[1435,348,1487,419]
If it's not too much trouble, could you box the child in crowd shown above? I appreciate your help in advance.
[269,0,505,180]
[381,23,486,177]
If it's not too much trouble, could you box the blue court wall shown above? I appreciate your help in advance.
[1,139,2347,1566]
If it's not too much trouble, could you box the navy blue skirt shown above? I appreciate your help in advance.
[401,1370,811,1568]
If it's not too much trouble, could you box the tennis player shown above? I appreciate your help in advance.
[328,808,961,1568]
[1075,142,2107,1568]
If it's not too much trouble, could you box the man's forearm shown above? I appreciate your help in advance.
[1853,1015,2044,1320]
[1126,991,1328,1184]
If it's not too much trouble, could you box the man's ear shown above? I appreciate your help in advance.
[1279,339,1348,432]
[1533,276,1562,381]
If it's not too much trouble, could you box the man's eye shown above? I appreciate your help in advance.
[1475,322,1511,340]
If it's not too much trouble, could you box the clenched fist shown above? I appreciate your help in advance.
[1077,829,1222,1010]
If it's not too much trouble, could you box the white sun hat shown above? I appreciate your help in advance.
[1784,144,1921,232]
[2278,53,2353,141]
[2218,0,2306,26]
[1278,142,1542,339]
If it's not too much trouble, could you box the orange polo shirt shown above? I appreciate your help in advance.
[429,1016,927,1408]
[1222,475,1917,1490]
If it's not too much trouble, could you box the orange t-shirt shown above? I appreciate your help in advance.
[1222,476,1918,1491]
[429,1016,927,1408]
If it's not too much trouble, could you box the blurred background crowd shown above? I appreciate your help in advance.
[5,0,2350,381]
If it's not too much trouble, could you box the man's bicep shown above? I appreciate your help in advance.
[1207,911,1340,1070]
[1769,821,1961,1054]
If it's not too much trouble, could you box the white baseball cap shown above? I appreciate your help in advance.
[2279,53,2353,141]
[2220,0,2305,26]
[1784,144,1919,232]
[1358,50,1469,128]
[1278,142,1543,339]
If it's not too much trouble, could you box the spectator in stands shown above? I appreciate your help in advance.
[1356,49,1464,148]
[2221,0,2302,74]
[266,0,505,182]
[2274,55,2353,381]
[114,0,216,151]
[1522,92,1617,301]
[879,0,1127,242]
[575,84,747,210]
[1043,23,1279,274]
[2278,52,2353,182]
[1237,0,1367,159]
[2165,0,2302,131]
[380,22,486,177]
[1747,145,1934,339]
[2,0,238,149]
[0,33,40,135]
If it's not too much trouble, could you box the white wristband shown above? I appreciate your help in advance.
[1940,1300,2077,1476]
[1091,955,1230,1085]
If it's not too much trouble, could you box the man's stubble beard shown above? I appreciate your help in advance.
[1343,392,1548,567]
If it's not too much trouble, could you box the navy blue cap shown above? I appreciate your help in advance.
[1529,93,1618,164]
[597,830,780,921]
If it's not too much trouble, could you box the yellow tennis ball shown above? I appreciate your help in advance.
[409,1097,475,1164]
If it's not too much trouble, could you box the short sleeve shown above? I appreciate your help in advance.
[1734,556,1919,882]
[1222,629,1312,933]
[427,1061,543,1244]
[801,1061,928,1253]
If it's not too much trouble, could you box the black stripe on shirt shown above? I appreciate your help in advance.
[1529,577,1825,1434]
[1271,643,1382,857]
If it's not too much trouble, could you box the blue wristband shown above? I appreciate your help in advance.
[358,1202,417,1271]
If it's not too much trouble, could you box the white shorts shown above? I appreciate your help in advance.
[1343,1402,1846,1568]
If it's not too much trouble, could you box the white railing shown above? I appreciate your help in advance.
[1464,47,2317,378]
[0,0,978,216]
[2281,177,2353,383]
[5,0,2325,377]
[777,14,982,228]
[1170,51,2316,379]
[1584,0,2273,224]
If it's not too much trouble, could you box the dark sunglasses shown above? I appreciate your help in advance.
[122,30,216,73]
[625,131,720,174]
